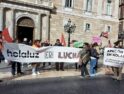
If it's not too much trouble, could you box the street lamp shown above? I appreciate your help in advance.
[64,19,76,47]
[119,32,124,47]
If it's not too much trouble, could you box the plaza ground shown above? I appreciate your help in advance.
[0,57,124,94]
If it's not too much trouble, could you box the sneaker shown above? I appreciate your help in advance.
[32,73,37,76]
[37,72,40,75]
[117,77,122,81]
[79,76,85,79]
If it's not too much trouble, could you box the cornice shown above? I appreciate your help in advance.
[1,0,54,10]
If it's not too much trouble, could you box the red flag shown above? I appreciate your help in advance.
[2,28,13,43]
[60,33,66,46]
[100,32,108,38]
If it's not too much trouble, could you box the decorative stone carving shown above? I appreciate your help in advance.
[17,17,34,27]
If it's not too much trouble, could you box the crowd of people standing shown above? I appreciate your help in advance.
[0,33,123,81]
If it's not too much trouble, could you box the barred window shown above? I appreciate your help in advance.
[85,23,91,32]
[107,26,111,32]
[65,0,73,8]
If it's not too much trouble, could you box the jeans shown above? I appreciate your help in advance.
[90,58,97,75]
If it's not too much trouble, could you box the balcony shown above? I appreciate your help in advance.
[2,0,54,9]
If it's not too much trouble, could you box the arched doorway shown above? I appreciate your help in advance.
[17,17,34,43]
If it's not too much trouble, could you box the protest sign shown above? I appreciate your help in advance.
[104,48,124,67]
[92,36,101,44]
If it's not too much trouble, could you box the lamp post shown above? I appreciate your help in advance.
[119,32,124,47]
[64,19,76,47]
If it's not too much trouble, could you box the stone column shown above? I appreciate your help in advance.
[97,0,102,16]
[46,14,50,40]
[0,7,4,31]
[38,13,42,40]
[34,13,42,40]
[114,0,119,19]
[11,9,15,39]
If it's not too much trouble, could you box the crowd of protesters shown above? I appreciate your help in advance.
[0,33,124,81]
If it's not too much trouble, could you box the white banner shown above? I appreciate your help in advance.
[2,43,81,63]
[104,48,124,67]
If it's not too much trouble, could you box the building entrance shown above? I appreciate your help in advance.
[16,17,34,43]
[17,26,33,43]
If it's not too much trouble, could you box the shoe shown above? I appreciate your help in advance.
[79,75,85,79]
[117,77,122,81]
[112,76,117,80]
[61,69,64,71]
[37,72,40,75]
[32,73,37,76]
[85,75,90,78]
[12,74,16,77]
[17,72,24,75]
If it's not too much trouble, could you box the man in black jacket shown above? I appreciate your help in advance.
[54,39,64,71]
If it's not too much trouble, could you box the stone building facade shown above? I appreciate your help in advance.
[50,0,119,46]
[0,0,53,42]
[119,0,124,40]
[0,0,119,46]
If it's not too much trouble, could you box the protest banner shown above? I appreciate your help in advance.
[2,43,81,63]
[104,48,124,67]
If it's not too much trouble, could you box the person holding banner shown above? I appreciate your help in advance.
[11,40,24,76]
[31,40,41,75]
[79,42,90,78]
[54,39,64,71]
[112,40,123,81]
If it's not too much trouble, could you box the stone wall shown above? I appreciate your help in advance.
[50,0,119,46]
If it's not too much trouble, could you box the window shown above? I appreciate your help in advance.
[65,0,73,8]
[85,23,91,32]
[107,26,111,32]
[86,0,92,12]
[106,0,112,16]
[119,4,124,19]
[105,25,111,32]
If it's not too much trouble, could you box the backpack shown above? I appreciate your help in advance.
[80,49,90,64]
